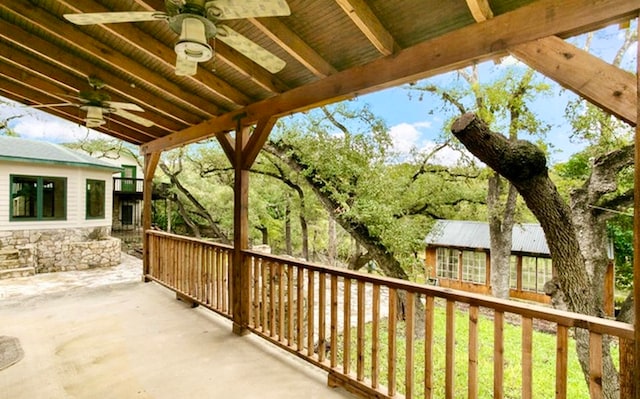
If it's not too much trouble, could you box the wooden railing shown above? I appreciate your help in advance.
[145,231,635,399]
[113,177,144,193]
[146,231,233,319]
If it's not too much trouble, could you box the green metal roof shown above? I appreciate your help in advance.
[0,136,121,172]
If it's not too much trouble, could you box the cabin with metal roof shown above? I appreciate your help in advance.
[0,136,121,277]
[424,219,615,314]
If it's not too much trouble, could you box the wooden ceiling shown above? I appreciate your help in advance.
[0,0,637,156]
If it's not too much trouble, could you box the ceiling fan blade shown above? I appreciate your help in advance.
[175,55,198,76]
[63,11,166,25]
[216,25,285,73]
[205,0,290,20]
[111,108,155,127]
[104,101,144,112]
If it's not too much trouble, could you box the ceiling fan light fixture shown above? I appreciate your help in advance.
[175,17,213,62]
[84,106,106,127]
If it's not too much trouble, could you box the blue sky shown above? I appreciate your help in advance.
[0,21,636,166]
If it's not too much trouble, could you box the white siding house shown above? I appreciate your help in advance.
[0,136,123,277]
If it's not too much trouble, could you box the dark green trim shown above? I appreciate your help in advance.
[10,174,67,221]
[86,179,106,220]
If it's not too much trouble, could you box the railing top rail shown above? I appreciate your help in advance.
[244,249,634,340]
[146,229,234,250]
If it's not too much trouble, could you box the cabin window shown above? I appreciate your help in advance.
[10,175,66,221]
[519,256,552,293]
[86,179,106,219]
[435,247,458,279]
[461,251,486,284]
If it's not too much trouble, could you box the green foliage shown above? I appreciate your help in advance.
[608,216,634,290]
[337,302,613,398]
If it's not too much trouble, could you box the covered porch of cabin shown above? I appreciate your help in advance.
[1,0,639,398]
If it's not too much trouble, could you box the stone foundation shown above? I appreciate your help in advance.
[0,227,121,274]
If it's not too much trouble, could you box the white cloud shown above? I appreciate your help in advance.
[388,120,467,166]
[2,98,106,143]
[389,122,421,154]
[419,142,466,166]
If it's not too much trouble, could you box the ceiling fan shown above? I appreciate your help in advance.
[30,76,154,128]
[63,0,291,76]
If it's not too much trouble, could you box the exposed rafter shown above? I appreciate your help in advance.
[334,0,396,56]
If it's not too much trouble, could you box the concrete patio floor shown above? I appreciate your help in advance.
[0,254,354,399]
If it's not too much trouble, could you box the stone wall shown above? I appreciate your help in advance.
[0,227,121,273]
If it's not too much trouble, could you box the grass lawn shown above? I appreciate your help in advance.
[338,300,619,398]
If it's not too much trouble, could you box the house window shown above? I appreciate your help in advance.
[11,175,66,220]
[86,179,105,219]
[461,251,486,284]
[436,247,458,279]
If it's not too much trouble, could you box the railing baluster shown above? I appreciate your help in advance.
[297,268,304,352]
[269,261,276,337]
[522,316,533,399]
[318,272,326,362]
[251,256,259,327]
[468,305,479,399]
[343,278,352,375]
[445,300,456,399]
[494,310,504,399]
[330,275,338,368]
[287,264,294,347]
[371,284,380,389]
[589,332,603,398]
[278,263,285,343]
[405,291,415,399]
[307,269,315,357]
[356,281,365,381]
[424,295,434,399]
[388,287,397,397]
[261,259,268,333]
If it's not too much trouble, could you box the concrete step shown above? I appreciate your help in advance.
[0,267,35,280]
[0,259,22,270]
[0,249,19,262]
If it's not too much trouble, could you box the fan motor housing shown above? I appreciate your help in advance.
[171,14,215,62]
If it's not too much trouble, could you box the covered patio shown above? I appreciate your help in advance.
[0,255,353,398]
[0,0,639,398]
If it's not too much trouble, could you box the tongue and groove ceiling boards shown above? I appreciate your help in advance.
[0,0,637,152]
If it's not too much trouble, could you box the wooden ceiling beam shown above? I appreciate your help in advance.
[56,0,252,108]
[0,3,218,119]
[334,0,397,56]
[0,41,178,135]
[0,17,197,128]
[142,0,639,154]
[510,37,637,126]
[249,17,337,78]
[465,0,494,22]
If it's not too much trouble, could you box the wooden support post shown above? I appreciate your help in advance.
[634,14,640,399]
[142,151,160,281]
[232,120,251,336]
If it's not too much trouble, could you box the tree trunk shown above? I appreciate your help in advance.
[328,216,337,266]
[452,113,621,398]
[487,173,517,299]
[285,198,292,255]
